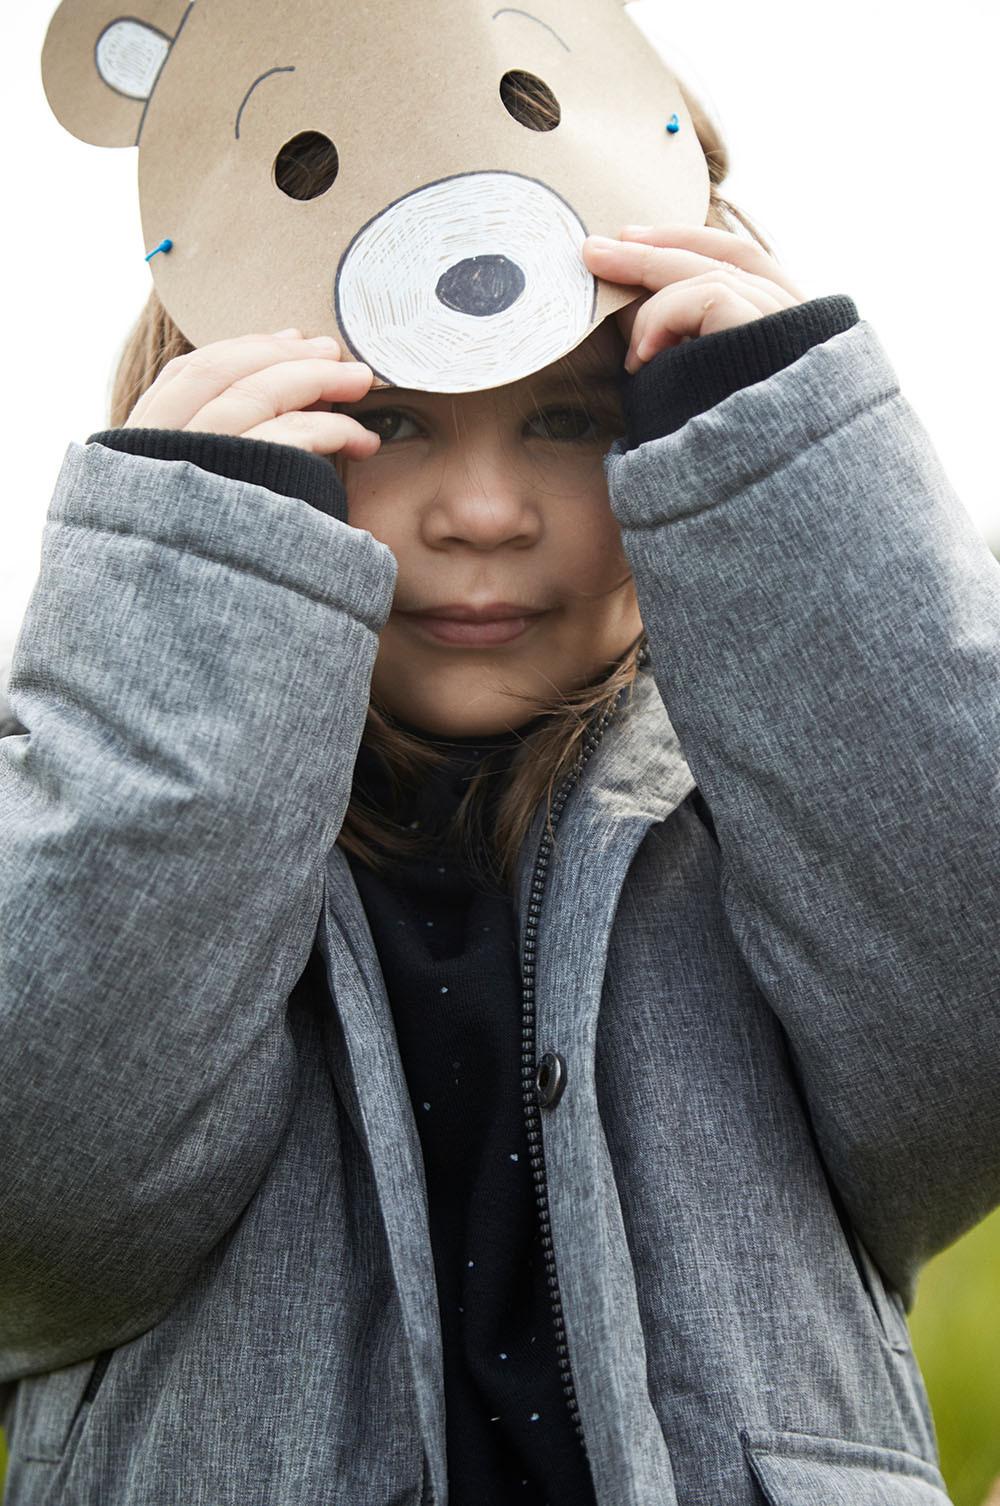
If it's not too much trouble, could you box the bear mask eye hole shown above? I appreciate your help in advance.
[274,130,339,200]
[499,70,560,131]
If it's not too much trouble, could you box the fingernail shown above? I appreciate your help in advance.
[273,327,301,337]
[308,335,340,350]
[586,235,620,250]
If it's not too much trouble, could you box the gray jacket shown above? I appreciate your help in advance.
[1,319,998,1505]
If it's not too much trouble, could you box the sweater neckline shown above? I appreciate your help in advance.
[382,711,551,761]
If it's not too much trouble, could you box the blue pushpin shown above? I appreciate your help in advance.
[666,113,680,134]
[145,238,173,262]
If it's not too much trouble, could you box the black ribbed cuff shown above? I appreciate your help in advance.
[85,428,349,522]
[618,293,861,448]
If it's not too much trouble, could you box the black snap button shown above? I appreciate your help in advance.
[535,1051,567,1109]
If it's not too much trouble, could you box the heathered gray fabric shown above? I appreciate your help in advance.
[1,320,997,1505]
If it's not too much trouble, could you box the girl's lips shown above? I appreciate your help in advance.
[398,612,546,646]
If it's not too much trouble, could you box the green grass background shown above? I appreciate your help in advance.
[907,1206,1000,1506]
[1,1206,998,1502]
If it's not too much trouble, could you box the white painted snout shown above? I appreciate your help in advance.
[335,171,596,393]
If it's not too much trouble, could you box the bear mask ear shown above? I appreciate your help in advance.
[41,0,191,148]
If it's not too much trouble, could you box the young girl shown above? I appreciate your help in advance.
[2,74,998,1506]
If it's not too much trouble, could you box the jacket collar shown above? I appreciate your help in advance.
[506,660,697,1505]
[512,661,695,936]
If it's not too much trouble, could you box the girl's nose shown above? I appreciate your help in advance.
[425,479,541,550]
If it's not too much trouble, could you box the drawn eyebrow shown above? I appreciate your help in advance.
[492,8,571,51]
[235,66,296,140]
[234,20,565,143]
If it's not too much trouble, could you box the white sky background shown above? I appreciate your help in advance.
[2,1,998,672]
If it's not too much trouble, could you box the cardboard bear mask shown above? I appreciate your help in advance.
[41,0,711,392]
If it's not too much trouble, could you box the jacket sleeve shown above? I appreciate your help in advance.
[0,441,397,1380]
[604,318,1000,1310]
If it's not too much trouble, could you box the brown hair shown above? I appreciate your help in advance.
[108,72,774,895]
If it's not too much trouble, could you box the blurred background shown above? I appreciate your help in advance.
[2,0,998,1499]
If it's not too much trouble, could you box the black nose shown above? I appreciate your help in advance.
[435,254,526,316]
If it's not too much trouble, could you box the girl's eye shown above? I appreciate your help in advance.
[355,409,422,444]
[354,405,613,445]
[530,406,605,442]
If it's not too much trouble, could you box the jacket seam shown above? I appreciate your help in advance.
[620,383,900,529]
[52,518,385,625]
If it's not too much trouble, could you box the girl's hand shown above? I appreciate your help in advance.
[124,329,382,460]
[582,225,809,373]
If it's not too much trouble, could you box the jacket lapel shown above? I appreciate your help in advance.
[512,665,696,1505]
[318,863,448,1504]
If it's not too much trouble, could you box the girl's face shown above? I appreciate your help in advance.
[335,316,643,737]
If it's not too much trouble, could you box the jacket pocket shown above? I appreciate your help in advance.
[15,1348,113,1463]
[740,1428,953,1505]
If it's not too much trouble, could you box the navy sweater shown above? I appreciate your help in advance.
[349,718,590,1504]
[86,294,860,1503]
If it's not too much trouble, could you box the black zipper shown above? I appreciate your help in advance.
[421,646,648,1503]
[80,1348,113,1406]
[518,650,647,1459]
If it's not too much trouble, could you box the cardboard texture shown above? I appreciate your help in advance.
[41,0,711,392]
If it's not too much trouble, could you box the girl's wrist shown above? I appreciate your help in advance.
[618,293,860,448]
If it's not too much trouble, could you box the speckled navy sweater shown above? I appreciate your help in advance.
[349,717,592,1505]
[86,293,860,1504]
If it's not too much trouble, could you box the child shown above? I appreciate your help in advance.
[2,59,998,1506]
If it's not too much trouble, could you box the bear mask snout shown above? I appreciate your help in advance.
[335,171,595,393]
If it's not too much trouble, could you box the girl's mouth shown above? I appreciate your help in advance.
[396,612,547,646]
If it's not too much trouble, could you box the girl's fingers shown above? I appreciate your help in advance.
[238,411,381,460]
[621,266,795,360]
[126,332,346,429]
[634,268,794,336]
[626,281,784,366]
[587,231,809,304]
[621,224,811,301]
[125,332,291,424]
[627,270,786,346]
[672,266,800,309]
[173,357,372,437]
